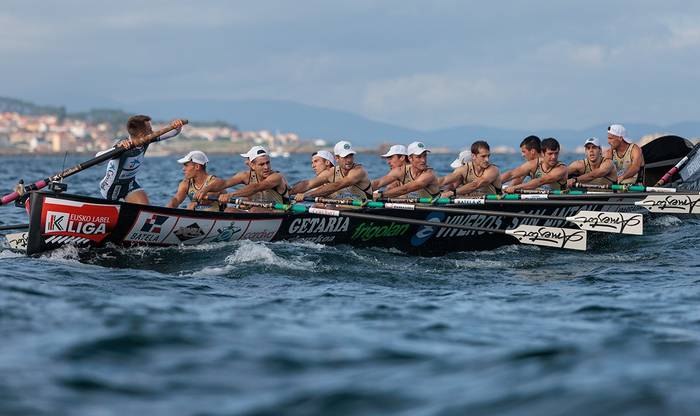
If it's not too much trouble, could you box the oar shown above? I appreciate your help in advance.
[655,141,700,186]
[574,182,678,193]
[382,193,700,215]
[221,197,587,251]
[0,223,29,231]
[0,119,188,206]
[309,197,642,235]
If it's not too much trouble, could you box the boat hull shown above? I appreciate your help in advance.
[17,191,649,256]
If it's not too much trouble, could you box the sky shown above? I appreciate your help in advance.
[2,0,700,131]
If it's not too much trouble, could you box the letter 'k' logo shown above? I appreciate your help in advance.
[140,214,169,233]
[45,211,68,233]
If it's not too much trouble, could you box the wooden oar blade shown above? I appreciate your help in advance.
[636,194,700,214]
[505,224,587,250]
[566,211,643,235]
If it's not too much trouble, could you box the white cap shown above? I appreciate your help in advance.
[334,140,356,157]
[583,137,601,147]
[240,145,268,161]
[608,124,626,138]
[313,150,335,166]
[450,150,471,169]
[177,150,209,165]
[381,144,408,158]
[407,141,430,156]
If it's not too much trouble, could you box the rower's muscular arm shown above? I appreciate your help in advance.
[381,170,437,198]
[371,167,403,190]
[305,168,367,198]
[165,180,189,208]
[454,165,500,195]
[229,173,283,198]
[501,161,532,184]
[515,165,567,191]
[565,160,585,187]
[440,166,467,189]
[619,145,644,182]
[577,159,615,183]
[198,171,246,196]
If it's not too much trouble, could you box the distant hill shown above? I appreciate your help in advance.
[3,96,699,150]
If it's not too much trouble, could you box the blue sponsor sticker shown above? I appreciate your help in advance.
[410,211,445,247]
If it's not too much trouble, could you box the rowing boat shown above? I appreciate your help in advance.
[8,190,658,256]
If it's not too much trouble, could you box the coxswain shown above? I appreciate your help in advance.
[371,144,408,190]
[294,140,373,201]
[605,124,645,185]
[566,137,617,188]
[166,151,224,211]
[98,115,185,204]
[372,141,440,200]
[503,137,568,193]
[440,140,501,197]
[500,135,541,186]
[289,150,335,195]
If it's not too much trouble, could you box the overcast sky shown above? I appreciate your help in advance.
[2,1,700,130]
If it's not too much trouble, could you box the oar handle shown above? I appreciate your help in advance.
[0,119,187,206]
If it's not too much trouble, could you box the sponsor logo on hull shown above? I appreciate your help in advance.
[125,211,282,245]
[288,217,350,235]
[40,197,120,246]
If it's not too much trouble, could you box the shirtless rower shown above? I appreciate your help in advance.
[440,140,501,197]
[371,144,408,190]
[503,138,568,193]
[566,137,617,188]
[294,141,373,201]
[289,150,335,195]
[166,150,224,211]
[500,135,541,186]
[372,141,440,200]
[98,116,185,204]
[605,124,645,185]
[194,146,289,211]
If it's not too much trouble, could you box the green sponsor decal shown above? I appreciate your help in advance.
[351,222,410,241]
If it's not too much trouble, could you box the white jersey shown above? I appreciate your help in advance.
[98,128,180,199]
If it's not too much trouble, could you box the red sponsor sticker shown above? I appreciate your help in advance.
[41,197,120,243]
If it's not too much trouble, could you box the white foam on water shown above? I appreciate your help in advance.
[0,249,23,259]
[188,240,317,277]
[39,244,83,264]
[649,215,682,227]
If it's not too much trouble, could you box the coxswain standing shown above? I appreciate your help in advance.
[289,150,336,195]
[503,138,568,193]
[294,140,373,201]
[372,141,440,200]
[166,150,225,211]
[605,124,645,185]
[440,140,501,197]
[98,116,185,204]
[566,137,617,188]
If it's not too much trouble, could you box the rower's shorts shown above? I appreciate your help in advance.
[104,180,143,201]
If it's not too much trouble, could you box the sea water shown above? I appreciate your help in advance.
[0,153,699,415]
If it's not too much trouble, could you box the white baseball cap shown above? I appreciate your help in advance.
[407,141,430,156]
[177,150,209,165]
[381,144,408,158]
[450,150,471,169]
[240,145,268,161]
[583,137,601,148]
[313,150,335,166]
[334,140,356,157]
[608,124,626,138]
